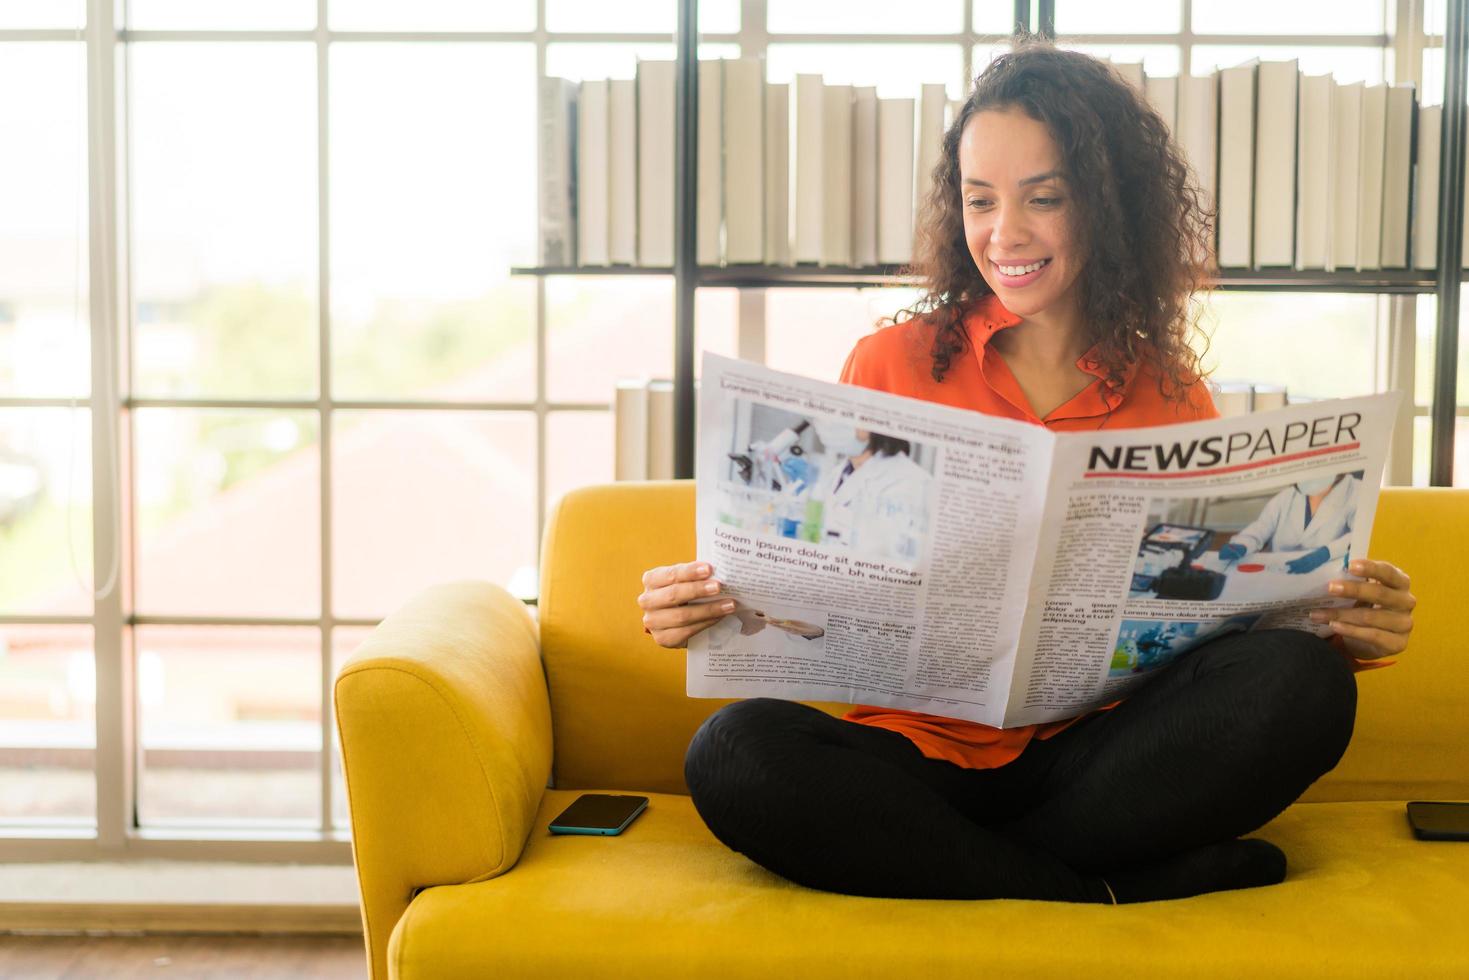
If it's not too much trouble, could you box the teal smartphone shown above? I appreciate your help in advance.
[548,793,649,836]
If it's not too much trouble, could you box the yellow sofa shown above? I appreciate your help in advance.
[335,482,1469,979]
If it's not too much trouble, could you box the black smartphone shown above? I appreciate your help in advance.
[548,794,649,836]
[1406,801,1469,841]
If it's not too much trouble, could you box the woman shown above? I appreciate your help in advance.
[1218,473,1360,574]
[636,39,1416,904]
[808,424,932,558]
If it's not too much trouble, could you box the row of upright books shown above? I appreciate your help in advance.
[1118,57,1449,271]
[541,55,1460,274]
[539,58,958,269]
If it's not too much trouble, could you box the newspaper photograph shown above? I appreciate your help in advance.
[687,352,1401,729]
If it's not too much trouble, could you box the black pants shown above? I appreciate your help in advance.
[684,629,1356,901]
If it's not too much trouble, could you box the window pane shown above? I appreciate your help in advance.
[0,1,84,28]
[547,0,740,33]
[134,408,321,618]
[137,625,320,828]
[768,0,964,34]
[1192,0,1384,35]
[1061,44,1181,78]
[1411,293,1469,407]
[1200,293,1377,401]
[0,408,93,615]
[696,287,739,372]
[331,44,536,403]
[974,41,1012,79]
[0,43,89,399]
[547,411,613,513]
[329,0,534,31]
[331,410,536,619]
[130,44,318,400]
[1414,416,1469,486]
[330,626,376,831]
[544,43,740,81]
[766,288,925,381]
[126,1,315,29]
[1191,46,1384,85]
[766,43,966,99]
[1055,0,1180,34]
[0,624,94,825]
[547,277,674,402]
[1424,48,1444,107]
[973,0,1019,35]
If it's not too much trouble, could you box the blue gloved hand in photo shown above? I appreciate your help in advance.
[779,455,812,487]
[1285,545,1331,574]
[1218,542,1247,562]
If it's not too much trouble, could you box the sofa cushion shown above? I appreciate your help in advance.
[388,789,1469,978]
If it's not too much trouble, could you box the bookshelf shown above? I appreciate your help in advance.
[517,0,1469,485]
[513,265,1442,293]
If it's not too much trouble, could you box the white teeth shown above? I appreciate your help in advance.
[997,258,1049,276]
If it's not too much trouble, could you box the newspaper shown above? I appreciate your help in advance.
[687,353,1401,728]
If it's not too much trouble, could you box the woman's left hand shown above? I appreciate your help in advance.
[1309,558,1416,659]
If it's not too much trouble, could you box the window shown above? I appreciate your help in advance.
[0,1,1459,863]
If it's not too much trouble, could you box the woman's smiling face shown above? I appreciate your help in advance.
[959,107,1085,318]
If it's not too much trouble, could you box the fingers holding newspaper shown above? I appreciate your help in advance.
[639,561,737,649]
[1310,558,1416,659]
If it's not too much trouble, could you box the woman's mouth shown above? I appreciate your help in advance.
[991,257,1052,287]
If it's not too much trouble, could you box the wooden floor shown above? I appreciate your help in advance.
[0,935,365,979]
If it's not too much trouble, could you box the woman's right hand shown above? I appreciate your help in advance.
[638,561,736,649]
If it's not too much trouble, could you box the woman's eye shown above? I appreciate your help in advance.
[966,198,990,210]
[1032,197,1061,207]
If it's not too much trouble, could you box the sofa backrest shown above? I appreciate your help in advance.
[1300,487,1469,802]
[539,481,1468,800]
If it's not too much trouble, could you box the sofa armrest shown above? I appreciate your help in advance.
[334,581,551,980]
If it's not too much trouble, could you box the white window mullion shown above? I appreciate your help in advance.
[86,0,132,852]
[316,0,335,837]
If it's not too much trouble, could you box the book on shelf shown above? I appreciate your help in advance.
[1216,60,1258,269]
[608,79,637,265]
[698,59,723,266]
[1212,382,1289,417]
[764,81,790,265]
[1356,83,1387,271]
[542,56,1446,277]
[822,83,854,266]
[637,59,675,267]
[793,73,824,263]
[1379,82,1415,269]
[614,378,675,480]
[723,58,765,264]
[577,78,610,267]
[1413,103,1441,271]
[877,97,916,266]
[1145,73,1177,133]
[1294,73,1332,271]
[915,83,947,205]
[1330,80,1364,272]
[538,76,578,267]
[1112,60,1145,94]
[614,379,650,480]
[647,379,675,480]
[1253,59,1298,269]
[852,86,879,268]
[1178,74,1218,243]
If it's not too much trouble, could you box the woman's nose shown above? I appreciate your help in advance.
[991,203,1030,249]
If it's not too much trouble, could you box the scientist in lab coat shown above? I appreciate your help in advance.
[810,421,934,558]
[1216,473,1359,574]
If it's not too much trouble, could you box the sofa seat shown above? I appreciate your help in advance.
[388,789,1469,979]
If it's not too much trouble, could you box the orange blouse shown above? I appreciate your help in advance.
[837,293,1389,770]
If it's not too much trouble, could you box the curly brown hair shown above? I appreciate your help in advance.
[894,35,1213,397]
